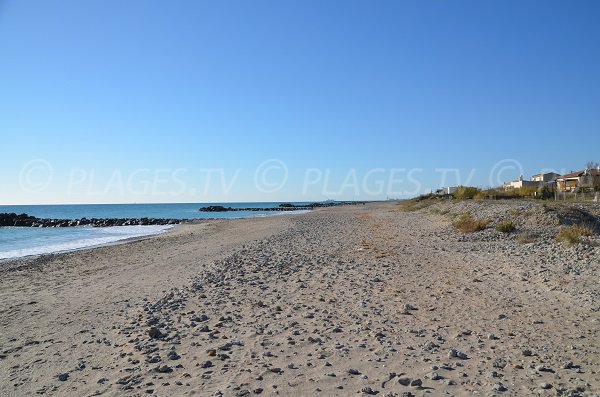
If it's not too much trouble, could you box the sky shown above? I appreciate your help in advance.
[1,0,599,204]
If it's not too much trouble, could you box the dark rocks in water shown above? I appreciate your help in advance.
[0,213,182,228]
[200,205,232,212]
[199,201,367,213]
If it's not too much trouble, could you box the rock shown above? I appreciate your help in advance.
[535,365,555,373]
[361,386,377,395]
[410,378,422,387]
[201,360,213,368]
[540,382,552,389]
[155,365,172,373]
[448,348,468,359]
[348,368,361,375]
[148,327,163,339]
[57,373,69,381]
[398,377,411,386]
[492,383,507,392]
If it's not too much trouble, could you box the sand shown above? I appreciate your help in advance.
[0,202,598,397]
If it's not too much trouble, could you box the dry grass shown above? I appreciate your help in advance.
[398,196,435,212]
[452,213,489,233]
[454,186,480,200]
[556,225,594,246]
[516,232,537,244]
[496,221,516,233]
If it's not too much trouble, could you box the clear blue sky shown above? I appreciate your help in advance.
[1,0,599,204]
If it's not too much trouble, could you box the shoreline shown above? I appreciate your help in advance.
[1,202,598,396]
[0,210,311,264]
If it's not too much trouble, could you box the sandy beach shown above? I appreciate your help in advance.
[1,202,599,397]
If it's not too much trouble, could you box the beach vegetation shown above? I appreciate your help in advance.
[516,232,537,244]
[556,225,594,246]
[452,213,489,233]
[496,221,516,233]
[453,186,480,200]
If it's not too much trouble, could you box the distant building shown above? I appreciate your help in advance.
[531,172,560,183]
[434,186,457,196]
[503,172,560,190]
[556,167,600,192]
[503,175,541,190]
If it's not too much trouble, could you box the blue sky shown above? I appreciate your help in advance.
[1,0,599,204]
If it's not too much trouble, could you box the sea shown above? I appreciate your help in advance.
[0,202,310,260]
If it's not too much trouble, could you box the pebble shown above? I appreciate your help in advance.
[398,377,411,386]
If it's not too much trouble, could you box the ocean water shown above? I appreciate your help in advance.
[0,202,309,260]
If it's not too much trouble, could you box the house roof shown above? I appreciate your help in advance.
[557,169,600,180]
[531,172,560,177]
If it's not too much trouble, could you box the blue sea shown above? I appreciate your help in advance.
[0,202,310,260]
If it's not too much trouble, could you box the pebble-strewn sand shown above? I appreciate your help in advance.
[1,202,599,397]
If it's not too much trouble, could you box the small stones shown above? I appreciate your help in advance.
[191,314,209,322]
[146,355,161,363]
[167,351,181,360]
[57,373,69,381]
[522,349,533,357]
[492,382,507,392]
[540,382,552,390]
[200,360,213,368]
[493,358,507,369]
[448,348,468,359]
[410,378,422,387]
[97,377,108,384]
[348,368,361,375]
[561,361,575,369]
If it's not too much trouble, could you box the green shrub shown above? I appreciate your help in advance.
[453,213,489,233]
[496,221,516,233]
